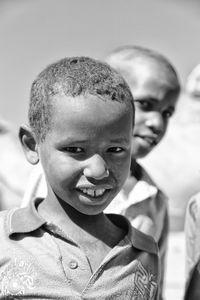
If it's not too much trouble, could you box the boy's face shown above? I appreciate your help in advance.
[129,60,178,158]
[38,94,133,215]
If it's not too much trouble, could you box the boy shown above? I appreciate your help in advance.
[0,57,159,299]
[21,47,180,298]
[105,46,180,298]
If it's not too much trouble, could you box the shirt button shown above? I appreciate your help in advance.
[69,260,78,269]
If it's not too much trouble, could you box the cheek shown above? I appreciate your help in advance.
[159,118,169,137]
[111,154,131,184]
[43,156,78,188]
[134,111,146,128]
[57,162,80,185]
[131,139,141,158]
[158,129,166,142]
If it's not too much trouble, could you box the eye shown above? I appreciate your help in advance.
[62,147,84,153]
[135,99,153,111]
[107,147,124,153]
[163,110,174,119]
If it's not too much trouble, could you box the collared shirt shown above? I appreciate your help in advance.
[0,198,159,300]
[184,192,200,299]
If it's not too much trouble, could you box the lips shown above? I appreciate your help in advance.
[142,136,158,146]
[135,134,159,147]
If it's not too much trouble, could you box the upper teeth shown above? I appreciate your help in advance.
[80,188,106,197]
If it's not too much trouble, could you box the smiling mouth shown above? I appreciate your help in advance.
[143,136,158,146]
[76,187,109,198]
[136,135,158,147]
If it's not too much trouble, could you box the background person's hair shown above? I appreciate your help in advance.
[29,56,134,142]
[106,45,181,95]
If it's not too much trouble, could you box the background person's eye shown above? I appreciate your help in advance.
[135,99,152,111]
[107,147,124,153]
[163,110,173,119]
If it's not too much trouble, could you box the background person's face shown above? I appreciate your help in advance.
[130,61,178,159]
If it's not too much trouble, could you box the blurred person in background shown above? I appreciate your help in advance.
[140,64,200,232]
[186,64,200,97]
[0,118,32,210]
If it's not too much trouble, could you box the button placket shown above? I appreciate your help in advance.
[69,260,78,269]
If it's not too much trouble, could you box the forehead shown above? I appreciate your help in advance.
[125,59,178,102]
[49,94,133,136]
[128,58,172,86]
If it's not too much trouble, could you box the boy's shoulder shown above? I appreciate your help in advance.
[0,199,45,241]
[0,207,29,239]
[109,213,158,255]
[130,222,159,254]
[0,208,22,254]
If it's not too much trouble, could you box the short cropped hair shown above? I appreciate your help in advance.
[106,45,180,94]
[29,56,134,142]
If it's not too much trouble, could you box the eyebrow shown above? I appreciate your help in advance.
[57,138,88,145]
[109,137,130,143]
[57,137,130,145]
[134,97,159,103]
[135,97,176,110]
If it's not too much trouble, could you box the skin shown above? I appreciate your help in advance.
[126,58,179,159]
[20,93,133,269]
[38,94,133,214]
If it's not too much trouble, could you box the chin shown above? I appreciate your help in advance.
[78,206,105,216]
[136,146,154,159]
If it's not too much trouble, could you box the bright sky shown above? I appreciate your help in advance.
[1,0,200,128]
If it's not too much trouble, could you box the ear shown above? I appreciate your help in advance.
[19,124,39,165]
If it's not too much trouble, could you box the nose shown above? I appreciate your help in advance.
[145,112,166,135]
[83,154,109,180]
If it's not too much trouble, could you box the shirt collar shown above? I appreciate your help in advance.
[8,198,46,236]
[8,198,158,255]
[129,162,158,204]
[107,213,158,255]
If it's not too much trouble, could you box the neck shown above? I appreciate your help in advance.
[130,158,142,180]
[38,188,124,247]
